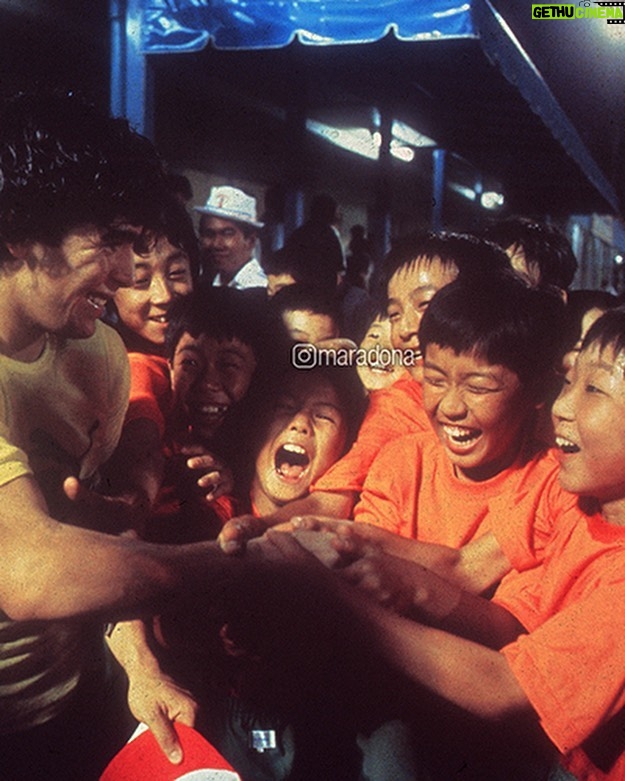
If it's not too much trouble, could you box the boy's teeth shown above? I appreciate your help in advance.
[87,294,107,309]
[201,404,227,415]
[555,436,580,454]
[443,425,479,443]
[283,443,306,455]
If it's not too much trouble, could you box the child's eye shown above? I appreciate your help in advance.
[387,309,400,321]
[167,268,189,281]
[132,276,150,289]
[585,383,603,394]
[220,361,243,372]
[423,375,445,388]
[467,385,497,395]
[180,358,199,369]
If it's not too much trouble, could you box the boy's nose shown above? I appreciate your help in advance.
[150,275,172,306]
[289,412,311,435]
[398,310,420,341]
[438,386,467,419]
[551,381,574,420]
[199,365,222,391]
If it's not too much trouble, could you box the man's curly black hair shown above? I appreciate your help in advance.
[0,91,170,257]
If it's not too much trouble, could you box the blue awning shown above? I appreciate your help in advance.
[113,0,619,215]
[140,0,475,53]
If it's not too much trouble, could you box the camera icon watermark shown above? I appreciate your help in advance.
[291,342,420,370]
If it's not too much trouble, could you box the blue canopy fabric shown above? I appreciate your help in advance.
[141,0,476,53]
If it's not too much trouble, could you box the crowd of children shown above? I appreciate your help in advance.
[93,178,625,780]
[1,91,625,781]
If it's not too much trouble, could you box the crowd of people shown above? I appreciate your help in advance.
[0,90,624,781]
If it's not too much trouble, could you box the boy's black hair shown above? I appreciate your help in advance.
[380,231,510,293]
[581,306,625,359]
[0,91,169,256]
[165,284,271,363]
[485,217,578,291]
[164,172,193,202]
[156,195,200,280]
[561,289,618,354]
[262,245,336,291]
[248,363,366,479]
[269,283,341,331]
[419,269,565,396]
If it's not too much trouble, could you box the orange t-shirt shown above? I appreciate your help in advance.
[353,432,576,565]
[311,375,430,495]
[124,352,236,541]
[125,352,172,438]
[495,510,625,780]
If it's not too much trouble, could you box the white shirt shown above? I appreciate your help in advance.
[213,257,267,289]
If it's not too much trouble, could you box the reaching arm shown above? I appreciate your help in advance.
[337,546,525,648]
[218,490,354,554]
[0,474,237,622]
[367,600,531,720]
[107,619,198,765]
[263,530,532,721]
[289,517,512,595]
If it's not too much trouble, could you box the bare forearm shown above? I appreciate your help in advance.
[356,525,511,594]
[107,619,161,677]
[358,595,530,719]
[406,567,526,648]
[0,476,235,622]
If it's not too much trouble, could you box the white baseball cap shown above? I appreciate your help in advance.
[194,185,264,229]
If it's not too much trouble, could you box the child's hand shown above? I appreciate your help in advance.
[181,446,234,502]
[290,516,393,567]
[339,549,420,615]
[218,514,269,554]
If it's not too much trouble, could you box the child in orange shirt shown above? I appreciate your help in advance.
[286,304,625,780]
[353,268,570,589]
[219,232,511,550]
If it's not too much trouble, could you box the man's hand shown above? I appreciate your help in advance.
[126,668,199,764]
[181,446,234,502]
[62,476,147,535]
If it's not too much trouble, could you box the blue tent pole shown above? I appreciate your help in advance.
[432,148,446,232]
[110,0,154,138]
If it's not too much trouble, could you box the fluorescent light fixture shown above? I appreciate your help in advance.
[306,116,435,163]
[615,254,624,266]
[480,191,505,209]
[392,120,436,148]
[390,141,415,162]
[306,119,379,160]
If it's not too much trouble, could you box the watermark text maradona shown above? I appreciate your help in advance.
[291,342,420,370]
